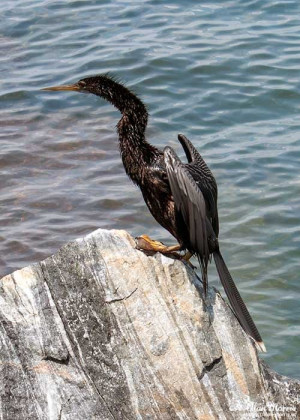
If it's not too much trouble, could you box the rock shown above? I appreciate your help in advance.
[0,228,299,419]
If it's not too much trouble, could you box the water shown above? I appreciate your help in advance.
[1,0,300,379]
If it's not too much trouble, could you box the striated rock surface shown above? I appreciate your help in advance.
[0,228,299,419]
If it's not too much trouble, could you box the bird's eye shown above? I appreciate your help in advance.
[78,80,87,89]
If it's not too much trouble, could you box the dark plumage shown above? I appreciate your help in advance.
[43,74,265,352]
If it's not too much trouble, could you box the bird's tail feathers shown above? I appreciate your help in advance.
[213,251,266,352]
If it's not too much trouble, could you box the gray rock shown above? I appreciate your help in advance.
[0,228,299,419]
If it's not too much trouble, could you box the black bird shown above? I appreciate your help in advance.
[43,74,265,352]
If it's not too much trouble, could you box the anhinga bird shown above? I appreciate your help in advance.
[43,74,265,352]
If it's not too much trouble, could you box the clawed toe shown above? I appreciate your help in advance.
[135,235,196,268]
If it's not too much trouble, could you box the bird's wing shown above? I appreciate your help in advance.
[187,163,219,237]
[177,133,203,163]
[177,134,219,236]
[164,146,210,290]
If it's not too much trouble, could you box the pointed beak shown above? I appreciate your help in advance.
[41,83,80,92]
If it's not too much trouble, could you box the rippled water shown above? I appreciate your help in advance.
[1,0,300,378]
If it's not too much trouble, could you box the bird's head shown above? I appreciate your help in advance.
[43,74,126,102]
[42,74,147,117]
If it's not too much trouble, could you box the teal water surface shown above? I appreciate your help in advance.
[1,0,300,379]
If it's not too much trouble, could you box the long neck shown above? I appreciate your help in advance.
[95,79,158,183]
[117,100,158,183]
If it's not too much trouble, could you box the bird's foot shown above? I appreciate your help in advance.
[182,251,193,262]
[181,251,196,269]
[135,235,181,254]
[135,235,196,269]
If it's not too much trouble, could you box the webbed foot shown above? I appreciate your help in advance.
[135,234,181,254]
[135,235,196,269]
